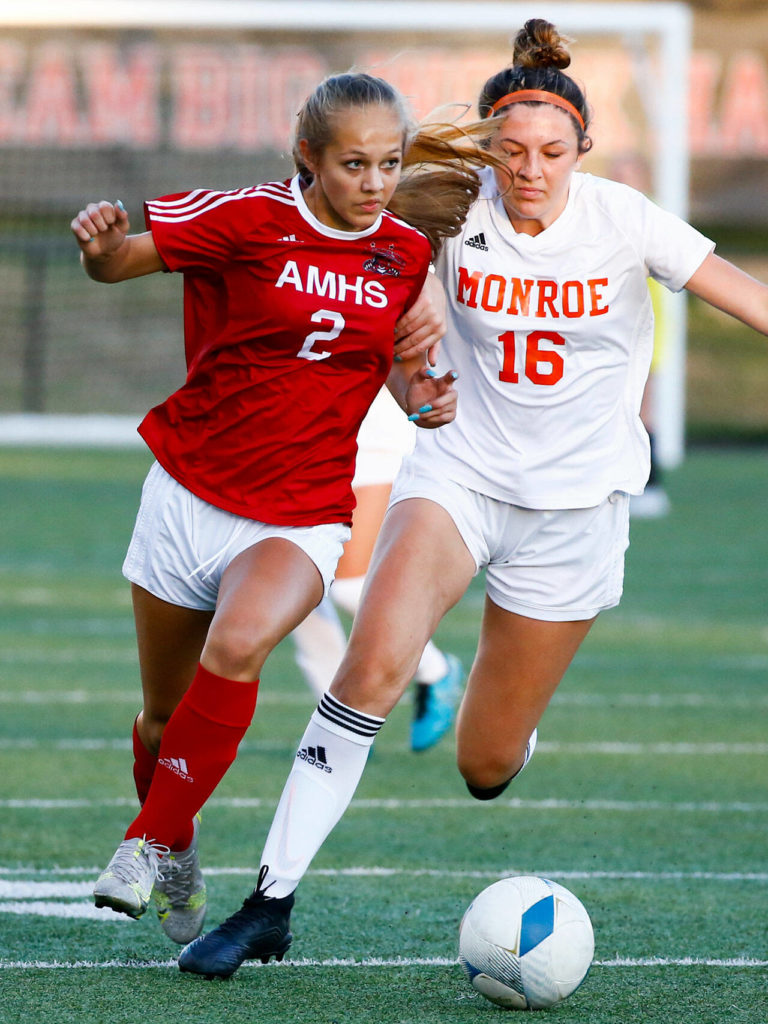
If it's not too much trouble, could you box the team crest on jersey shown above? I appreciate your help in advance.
[363,243,405,276]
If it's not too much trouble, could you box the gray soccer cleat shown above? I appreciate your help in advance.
[93,835,169,919]
[153,814,207,944]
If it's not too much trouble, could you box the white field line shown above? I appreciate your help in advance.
[2,737,768,756]
[0,690,312,706]
[1,879,766,965]
[2,687,768,709]
[1,956,766,970]
[3,868,768,892]
[0,901,131,921]
[2,795,768,813]
[2,645,767,670]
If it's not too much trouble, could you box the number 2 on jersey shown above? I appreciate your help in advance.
[498,330,565,385]
[297,309,346,361]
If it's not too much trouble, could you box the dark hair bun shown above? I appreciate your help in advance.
[513,18,571,70]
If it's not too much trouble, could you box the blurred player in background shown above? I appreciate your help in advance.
[180,19,768,980]
[70,72,500,948]
[291,386,464,752]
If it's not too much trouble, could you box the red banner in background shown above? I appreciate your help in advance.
[1,37,768,158]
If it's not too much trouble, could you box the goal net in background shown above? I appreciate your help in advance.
[0,0,691,465]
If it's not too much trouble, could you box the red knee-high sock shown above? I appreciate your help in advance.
[125,664,259,850]
[132,717,156,805]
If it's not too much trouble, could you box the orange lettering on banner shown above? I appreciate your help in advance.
[5,38,768,163]
[260,50,328,152]
[360,50,460,121]
[25,43,81,144]
[173,45,326,151]
[0,40,24,140]
[81,43,159,147]
[719,52,768,155]
[574,49,637,154]
[689,51,722,154]
[172,46,232,148]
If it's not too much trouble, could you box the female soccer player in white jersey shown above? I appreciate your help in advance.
[179,20,768,980]
[70,72,500,947]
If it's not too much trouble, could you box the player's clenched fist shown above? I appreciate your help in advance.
[69,201,162,282]
[70,199,130,257]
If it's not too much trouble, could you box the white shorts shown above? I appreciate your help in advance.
[389,459,630,622]
[123,463,351,610]
[353,388,415,488]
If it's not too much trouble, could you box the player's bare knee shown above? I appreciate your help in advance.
[459,730,536,800]
[459,759,512,794]
[201,624,271,681]
[331,657,409,716]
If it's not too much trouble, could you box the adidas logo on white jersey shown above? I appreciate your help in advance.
[159,755,193,782]
[465,232,489,251]
[278,233,301,243]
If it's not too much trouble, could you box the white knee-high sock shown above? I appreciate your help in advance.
[329,575,365,617]
[292,596,347,700]
[412,639,450,684]
[260,692,384,897]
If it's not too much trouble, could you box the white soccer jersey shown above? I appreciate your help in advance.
[416,169,714,509]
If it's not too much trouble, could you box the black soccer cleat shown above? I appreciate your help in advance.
[178,866,294,980]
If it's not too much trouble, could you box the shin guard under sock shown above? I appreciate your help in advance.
[260,691,384,897]
[126,664,259,849]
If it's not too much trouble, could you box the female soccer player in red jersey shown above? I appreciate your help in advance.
[179,21,768,980]
[70,72,498,945]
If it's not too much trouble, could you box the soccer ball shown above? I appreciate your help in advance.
[458,875,594,1010]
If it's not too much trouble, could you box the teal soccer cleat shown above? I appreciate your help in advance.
[410,653,465,752]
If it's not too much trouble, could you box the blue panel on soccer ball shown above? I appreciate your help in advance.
[519,895,555,956]
[461,958,482,980]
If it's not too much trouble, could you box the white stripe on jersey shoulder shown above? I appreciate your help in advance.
[146,182,295,223]
[381,208,428,240]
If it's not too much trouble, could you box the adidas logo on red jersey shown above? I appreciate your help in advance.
[465,232,489,251]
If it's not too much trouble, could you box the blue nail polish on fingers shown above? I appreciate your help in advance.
[426,369,437,378]
[419,404,432,414]
[116,199,125,211]
[450,371,459,380]
[407,413,420,422]
[393,354,402,362]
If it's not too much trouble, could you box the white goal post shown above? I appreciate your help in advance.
[0,0,692,466]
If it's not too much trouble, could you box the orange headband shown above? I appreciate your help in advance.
[487,89,585,131]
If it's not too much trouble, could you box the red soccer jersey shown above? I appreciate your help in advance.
[139,176,431,525]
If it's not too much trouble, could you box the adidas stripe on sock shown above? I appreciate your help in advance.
[260,693,384,898]
[314,691,383,739]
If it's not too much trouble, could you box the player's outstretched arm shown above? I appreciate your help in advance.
[685,252,768,337]
[393,272,446,366]
[70,200,164,282]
